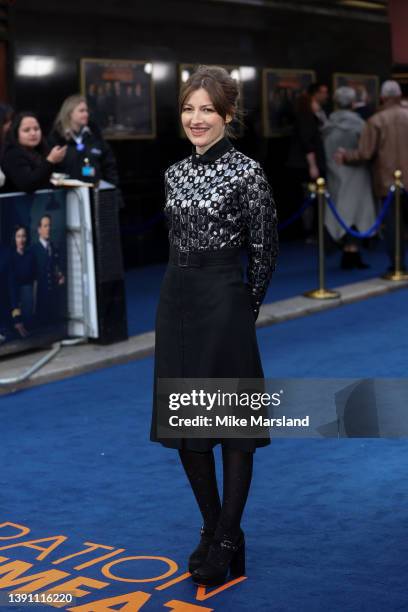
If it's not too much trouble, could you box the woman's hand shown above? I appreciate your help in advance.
[47,145,67,164]
[334,147,346,165]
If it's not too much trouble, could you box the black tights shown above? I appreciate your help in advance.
[178,446,253,539]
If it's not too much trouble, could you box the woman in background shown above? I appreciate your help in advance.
[2,112,66,194]
[49,94,119,186]
[323,86,375,268]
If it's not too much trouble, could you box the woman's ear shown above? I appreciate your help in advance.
[225,113,233,124]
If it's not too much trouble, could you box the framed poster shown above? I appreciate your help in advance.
[179,64,245,137]
[333,73,379,115]
[262,68,316,137]
[80,58,156,140]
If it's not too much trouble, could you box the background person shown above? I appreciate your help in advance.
[287,83,329,241]
[335,80,408,271]
[323,86,376,269]
[49,94,119,186]
[2,112,66,194]
[150,65,278,588]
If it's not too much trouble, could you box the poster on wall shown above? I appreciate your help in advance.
[333,73,379,118]
[0,190,67,357]
[80,58,156,140]
[179,64,245,137]
[262,68,316,137]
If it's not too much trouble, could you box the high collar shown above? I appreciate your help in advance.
[191,137,234,165]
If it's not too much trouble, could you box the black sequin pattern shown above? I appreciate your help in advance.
[164,146,279,317]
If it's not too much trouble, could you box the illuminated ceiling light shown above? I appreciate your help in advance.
[152,63,170,81]
[17,56,56,77]
[181,69,190,83]
[338,0,385,10]
[239,66,256,82]
[144,62,153,74]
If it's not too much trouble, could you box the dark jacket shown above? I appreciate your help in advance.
[2,144,54,193]
[287,110,326,176]
[48,122,119,185]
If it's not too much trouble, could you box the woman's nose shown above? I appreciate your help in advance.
[191,110,203,123]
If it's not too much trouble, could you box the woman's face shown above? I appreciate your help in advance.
[18,117,42,148]
[181,88,231,153]
[15,228,27,249]
[70,102,89,129]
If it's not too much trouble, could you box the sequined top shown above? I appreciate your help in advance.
[164,137,279,317]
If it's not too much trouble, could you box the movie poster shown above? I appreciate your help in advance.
[80,58,156,139]
[0,190,67,357]
[262,68,316,137]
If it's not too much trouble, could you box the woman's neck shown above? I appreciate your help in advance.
[196,133,225,155]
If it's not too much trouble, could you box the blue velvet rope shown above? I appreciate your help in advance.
[278,193,316,231]
[325,187,395,238]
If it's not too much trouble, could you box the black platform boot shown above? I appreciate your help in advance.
[191,529,245,586]
[188,526,215,573]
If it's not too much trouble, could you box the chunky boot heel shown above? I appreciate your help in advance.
[188,526,214,573]
[230,541,245,577]
[191,529,245,586]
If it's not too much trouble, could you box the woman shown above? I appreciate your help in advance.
[48,94,119,185]
[323,86,375,269]
[2,112,66,194]
[150,66,278,587]
[11,225,36,331]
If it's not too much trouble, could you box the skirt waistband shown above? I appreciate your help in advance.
[169,247,241,268]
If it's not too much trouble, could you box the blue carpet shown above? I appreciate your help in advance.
[1,290,408,611]
[125,240,391,336]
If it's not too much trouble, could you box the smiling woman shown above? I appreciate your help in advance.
[150,65,279,589]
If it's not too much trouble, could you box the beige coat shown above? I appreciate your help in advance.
[345,102,408,198]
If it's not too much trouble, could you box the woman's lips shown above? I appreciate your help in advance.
[190,127,209,136]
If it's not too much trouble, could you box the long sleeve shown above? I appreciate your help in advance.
[2,148,53,193]
[297,113,319,155]
[101,141,119,186]
[345,120,379,163]
[242,164,279,320]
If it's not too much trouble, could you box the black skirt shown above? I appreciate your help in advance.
[150,247,271,452]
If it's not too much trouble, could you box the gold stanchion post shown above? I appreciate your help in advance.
[383,170,408,281]
[304,177,340,300]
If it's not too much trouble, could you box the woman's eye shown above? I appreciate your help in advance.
[204,108,214,113]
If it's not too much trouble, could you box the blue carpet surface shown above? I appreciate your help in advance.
[1,288,408,611]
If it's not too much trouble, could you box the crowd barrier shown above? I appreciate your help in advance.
[0,183,128,371]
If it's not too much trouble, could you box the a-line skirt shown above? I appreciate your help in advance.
[150,247,271,452]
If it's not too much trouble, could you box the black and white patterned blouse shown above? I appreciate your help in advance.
[164,137,279,317]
